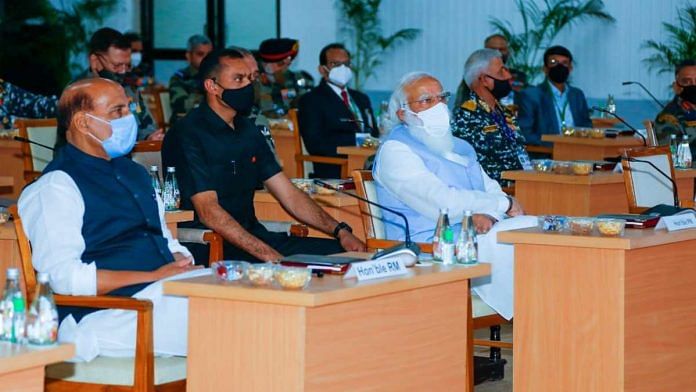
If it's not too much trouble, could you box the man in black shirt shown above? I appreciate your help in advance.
[162,49,365,262]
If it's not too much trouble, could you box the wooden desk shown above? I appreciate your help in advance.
[270,129,296,178]
[0,138,25,198]
[502,169,696,215]
[336,146,376,174]
[541,134,643,161]
[498,227,696,391]
[591,117,621,129]
[254,190,365,240]
[0,343,74,392]
[164,262,490,391]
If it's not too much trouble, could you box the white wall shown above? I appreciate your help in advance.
[281,0,691,101]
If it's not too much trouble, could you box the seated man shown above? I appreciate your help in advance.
[18,78,203,361]
[256,38,314,118]
[373,72,536,319]
[452,49,529,185]
[123,31,154,88]
[655,59,696,156]
[76,27,163,141]
[169,34,213,125]
[298,43,377,179]
[0,77,58,130]
[515,45,592,145]
[162,49,365,262]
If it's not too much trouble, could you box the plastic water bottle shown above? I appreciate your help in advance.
[1,268,25,343]
[433,208,450,261]
[456,210,478,265]
[26,272,58,345]
[441,227,455,265]
[378,101,390,136]
[149,165,162,199]
[163,167,180,211]
[606,94,616,115]
[678,135,692,169]
[670,134,679,165]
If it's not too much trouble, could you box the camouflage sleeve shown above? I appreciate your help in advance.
[168,76,190,119]
[451,107,477,143]
[3,82,58,119]
[654,113,681,146]
[135,93,157,140]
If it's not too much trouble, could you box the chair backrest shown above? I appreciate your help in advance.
[159,91,172,129]
[288,108,313,178]
[141,85,167,129]
[15,118,58,182]
[351,170,386,240]
[621,146,677,213]
[643,119,658,147]
[8,205,37,302]
[131,140,163,178]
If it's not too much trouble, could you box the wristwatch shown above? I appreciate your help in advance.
[332,222,353,239]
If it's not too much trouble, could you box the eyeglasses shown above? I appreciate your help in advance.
[677,79,696,87]
[403,91,451,108]
[327,61,352,69]
[547,58,571,67]
[97,54,129,73]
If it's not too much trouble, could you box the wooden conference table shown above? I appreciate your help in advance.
[0,343,74,392]
[541,134,644,161]
[164,260,490,391]
[502,169,696,216]
[336,145,376,174]
[254,190,365,241]
[498,227,696,391]
[0,138,24,198]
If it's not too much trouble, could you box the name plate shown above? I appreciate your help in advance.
[657,214,696,232]
[345,258,408,281]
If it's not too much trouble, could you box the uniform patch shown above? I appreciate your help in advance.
[461,99,477,112]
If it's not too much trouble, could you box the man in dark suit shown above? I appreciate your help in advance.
[515,45,592,146]
[298,43,377,178]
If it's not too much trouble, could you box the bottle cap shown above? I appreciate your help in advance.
[683,135,689,140]
[167,166,176,172]
[464,210,472,216]
[6,268,18,279]
[37,272,49,284]
[150,165,158,171]
[439,207,449,214]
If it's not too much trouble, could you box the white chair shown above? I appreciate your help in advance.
[15,118,58,182]
[159,91,172,129]
[621,146,681,213]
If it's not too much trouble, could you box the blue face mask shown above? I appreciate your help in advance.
[86,113,138,158]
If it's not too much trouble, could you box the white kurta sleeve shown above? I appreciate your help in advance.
[374,140,510,223]
[17,171,97,296]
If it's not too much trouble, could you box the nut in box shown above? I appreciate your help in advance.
[212,261,249,281]
[274,266,312,289]
[596,218,626,236]
[538,215,568,232]
[568,217,595,235]
[247,263,277,286]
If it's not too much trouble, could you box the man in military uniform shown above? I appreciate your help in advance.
[256,38,314,119]
[74,27,162,141]
[168,35,213,125]
[452,49,529,186]
[123,32,154,89]
[0,78,58,130]
[655,60,696,157]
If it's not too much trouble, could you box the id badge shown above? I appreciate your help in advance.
[518,149,533,170]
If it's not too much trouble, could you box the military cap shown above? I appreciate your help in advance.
[258,38,299,62]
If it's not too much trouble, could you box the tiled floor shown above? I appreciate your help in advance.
[474,324,513,392]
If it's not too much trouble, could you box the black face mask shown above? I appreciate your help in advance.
[679,84,696,105]
[485,74,512,100]
[97,70,126,84]
[501,54,509,64]
[547,64,570,84]
[218,82,255,116]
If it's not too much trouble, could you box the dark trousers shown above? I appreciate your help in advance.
[184,222,344,266]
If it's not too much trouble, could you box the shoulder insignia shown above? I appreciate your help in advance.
[658,113,680,125]
[483,124,498,133]
[461,99,477,111]
[686,120,696,128]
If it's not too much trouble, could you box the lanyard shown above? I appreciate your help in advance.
[489,106,516,142]
[548,82,569,130]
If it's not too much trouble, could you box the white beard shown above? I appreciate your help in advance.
[408,124,455,155]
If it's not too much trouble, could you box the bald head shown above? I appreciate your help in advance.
[58,78,122,132]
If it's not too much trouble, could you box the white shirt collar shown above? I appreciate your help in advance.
[327,80,347,98]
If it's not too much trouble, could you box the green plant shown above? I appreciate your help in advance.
[337,0,421,90]
[642,5,696,75]
[490,0,615,84]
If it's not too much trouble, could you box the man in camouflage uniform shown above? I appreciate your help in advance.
[655,60,696,157]
[0,79,58,130]
[168,35,213,125]
[452,49,529,186]
[256,38,314,119]
[74,27,162,141]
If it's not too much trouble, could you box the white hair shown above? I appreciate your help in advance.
[463,48,501,86]
[384,71,439,133]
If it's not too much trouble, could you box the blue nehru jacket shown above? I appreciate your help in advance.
[43,144,174,322]
[373,125,486,242]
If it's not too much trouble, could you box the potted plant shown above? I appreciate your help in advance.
[642,5,696,76]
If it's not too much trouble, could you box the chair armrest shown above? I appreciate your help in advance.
[295,154,347,165]
[178,228,224,264]
[365,238,433,254]
[54,294,155,389]
[260,221,309,238]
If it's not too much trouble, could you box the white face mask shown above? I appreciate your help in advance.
[130,52,142,68]
[327,65,353,87]
[403,102,451,137]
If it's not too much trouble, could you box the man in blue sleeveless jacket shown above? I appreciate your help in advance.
[373,72,536,319]
[18,78,204,361]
